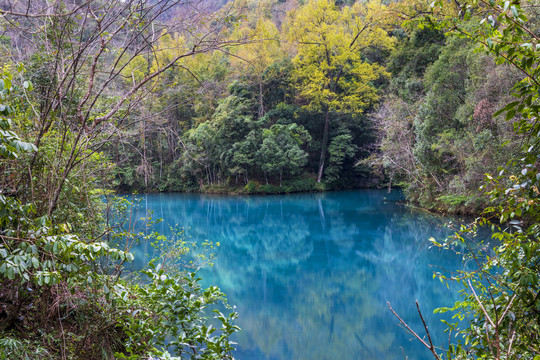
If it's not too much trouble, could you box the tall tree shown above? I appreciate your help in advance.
[285,0,394,182]
[229,8,282,117]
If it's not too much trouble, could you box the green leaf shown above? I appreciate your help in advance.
[506,109,516,120]
[494,101,520,117]
[3,77,11,90]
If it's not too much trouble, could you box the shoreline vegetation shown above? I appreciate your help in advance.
[122,175,381,194]
[124,179,483,217]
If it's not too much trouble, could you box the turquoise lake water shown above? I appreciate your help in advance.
[130,189,471,360]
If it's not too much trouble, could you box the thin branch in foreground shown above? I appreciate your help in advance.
[387,301,442,360]
[467,279,495,328]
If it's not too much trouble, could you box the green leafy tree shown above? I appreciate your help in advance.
[411,37,472,195]
[228,130,261,185]
[257,123,311,186]
[376,26,520,211]
[324,129,357,185]
[177,122,218,189]
[388,28,446,102]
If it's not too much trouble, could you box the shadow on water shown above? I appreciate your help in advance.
[130,190,476,360]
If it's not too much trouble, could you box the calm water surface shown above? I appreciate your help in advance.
[131,190,471,360]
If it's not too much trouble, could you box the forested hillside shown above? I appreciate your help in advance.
[35,0,521,214]
[373,28,523,213]
[1,0,523,203]
[1,0,539,358]
[102,0,395,194]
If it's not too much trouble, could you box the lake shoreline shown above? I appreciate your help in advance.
[115,180,482,216]
[115,174,385,195]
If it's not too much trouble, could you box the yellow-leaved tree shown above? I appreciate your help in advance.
[285,0,394,183]
[229,3,282,117]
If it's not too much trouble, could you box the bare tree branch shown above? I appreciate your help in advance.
[387,301,442,360]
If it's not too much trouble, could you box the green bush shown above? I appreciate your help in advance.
[115,263,239,359]
[0,69,240,359]
[258,184,282,193]
[282,177,318,192]
[244,180,258,194]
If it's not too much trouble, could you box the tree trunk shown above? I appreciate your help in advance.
[317,109,330,183]
[48,126,86,217]
[258,75,264,118]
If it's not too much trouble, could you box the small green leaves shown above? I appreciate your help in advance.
[2,77,11,91]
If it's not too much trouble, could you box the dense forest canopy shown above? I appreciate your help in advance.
[95,0,396,194]
[0,0,539,358]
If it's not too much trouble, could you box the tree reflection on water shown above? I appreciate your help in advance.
[132,190,470,360]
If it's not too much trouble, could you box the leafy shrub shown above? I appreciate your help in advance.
[115,262,240,359]
[244,180,258,194]
[0,336,52,359]
[258,184,282,193]
[0,69,240,359]
[282,177,318,192]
